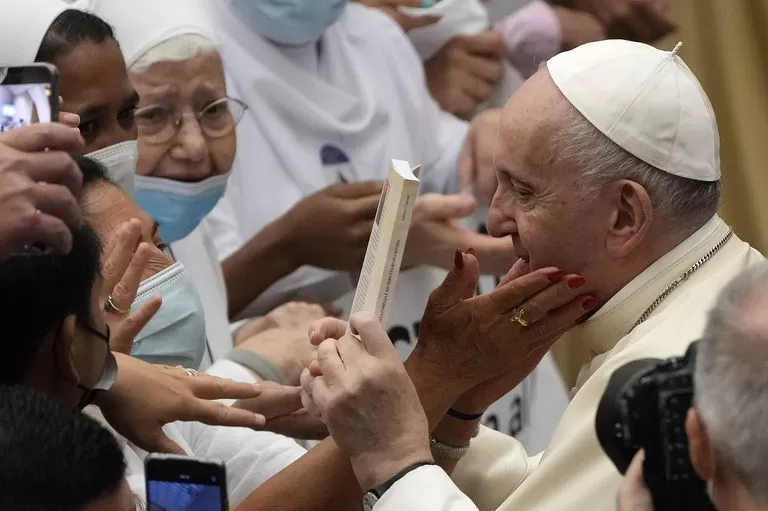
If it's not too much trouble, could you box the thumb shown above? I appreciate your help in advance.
[428,250,480,310]
[349,311,399,361]
[415,193,477,221]
[145,432,186,455]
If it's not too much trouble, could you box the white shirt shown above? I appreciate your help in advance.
[205,3,469,317]
[87,407,306,510]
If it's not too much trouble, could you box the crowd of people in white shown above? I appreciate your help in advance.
[0,0,765,510]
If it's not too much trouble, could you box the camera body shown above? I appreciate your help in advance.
[596,342,715,511]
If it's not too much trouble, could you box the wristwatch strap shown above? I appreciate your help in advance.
[366,461,435,499]
[226,348,287,385]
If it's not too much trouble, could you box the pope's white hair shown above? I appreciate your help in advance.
[695,262,768,506]
[550,100,721,234]
[130,34,220,74]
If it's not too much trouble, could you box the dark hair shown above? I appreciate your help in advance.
[75,155,110,188]
[0,385,126,511]
[0,220,103,385]
[35,9,115,64]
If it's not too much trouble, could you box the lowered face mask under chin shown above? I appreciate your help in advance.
[86,141,138,197]
[130,262,208,369]
[134,172,230,244]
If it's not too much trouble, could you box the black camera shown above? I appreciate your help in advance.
[595,342,715,511]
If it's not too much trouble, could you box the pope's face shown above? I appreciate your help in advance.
[487,71,612,292]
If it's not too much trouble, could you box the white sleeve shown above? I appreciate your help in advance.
[175,421,307,508]
[374,465,478,511]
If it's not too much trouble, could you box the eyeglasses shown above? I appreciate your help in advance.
[134,97,248,145]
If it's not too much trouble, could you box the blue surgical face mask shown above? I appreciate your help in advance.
[134,172,229,243]
[130,262,207,369]
[231,0,349,46]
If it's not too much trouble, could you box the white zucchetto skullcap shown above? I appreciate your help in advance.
[78,0,218,69]
[0,0,86,66]
[547,39,720,182]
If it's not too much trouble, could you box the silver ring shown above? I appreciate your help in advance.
[105,295,129,314]
[184,368,199,378]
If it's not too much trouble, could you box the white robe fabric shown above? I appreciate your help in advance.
[374,216,765,510]
[87,407,306,511]
[205,2,468,317]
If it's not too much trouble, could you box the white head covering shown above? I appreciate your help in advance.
[0,0,84,65]
[79,0,218,68]
[547,39,720,182]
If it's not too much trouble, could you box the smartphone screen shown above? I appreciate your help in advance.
[146,455,227,511]
[0,65,58,132]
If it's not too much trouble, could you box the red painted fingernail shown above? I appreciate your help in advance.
[582,297,598,311]
[466,247,476,256]
[568,276,586,289]
[454,249,464,269]
[548,270,567,283]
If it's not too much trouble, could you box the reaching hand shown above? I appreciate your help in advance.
[236,327,319,386]
[234,382,328,440]
[235,302,336,345]
[573,0,676,43]
[354,0,441,31]
[96,354,266,454]
[411,250,595,407]
[458,108,502,205]
[282,181,383,271]
[301,312,432,490]
[0,123,84,258]
[425,30,507,119]
[403,193,516,274]
[100,219,162,354]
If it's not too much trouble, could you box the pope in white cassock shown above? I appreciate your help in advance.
[289,39,767,511]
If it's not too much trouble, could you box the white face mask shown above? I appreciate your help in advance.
[86,141,138,197]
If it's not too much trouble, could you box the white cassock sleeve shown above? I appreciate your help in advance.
[171,421,306,507]
[203,185,246,262]
[374,465,479,511]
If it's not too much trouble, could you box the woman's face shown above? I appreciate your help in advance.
[131,51,236,182]
[82,180,174,281]
[56,39,139,153]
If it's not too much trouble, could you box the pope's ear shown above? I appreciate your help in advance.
[605,179,653,257]
[686,407,715,482]
[55,314,81,386]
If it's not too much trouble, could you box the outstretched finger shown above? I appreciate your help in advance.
[479,267,564,313]
[427,250,480,312]
[308,317,348,345]
[111,296,162,354]
[101,219,142,293]
[188,399,266,429]
[189,375,263,401]
[234,383,303,419]
[110,242,151,311]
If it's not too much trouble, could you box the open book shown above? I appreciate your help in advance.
[349,160,421,327]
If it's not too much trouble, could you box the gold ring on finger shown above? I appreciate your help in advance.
[105,295,129,314]
[510,307,529,328]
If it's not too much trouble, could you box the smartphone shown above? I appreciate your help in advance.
[0,64,59,132]
[145,454,228,511]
